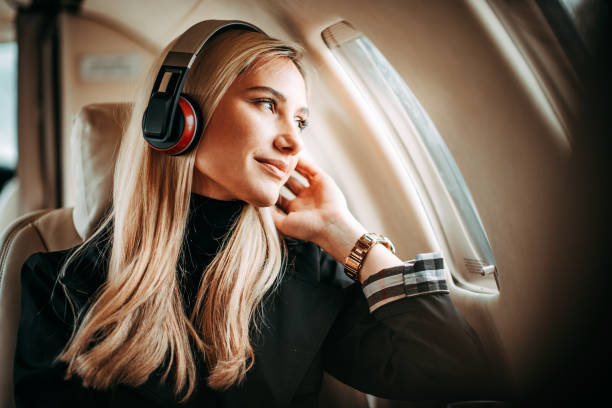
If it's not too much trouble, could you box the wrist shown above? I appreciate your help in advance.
[318,211,366,264]
[344,232,398,282]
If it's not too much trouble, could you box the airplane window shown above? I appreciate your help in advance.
[0,41,17,171]
[322,21,498,293]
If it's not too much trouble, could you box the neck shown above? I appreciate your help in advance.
[192,173,237,201]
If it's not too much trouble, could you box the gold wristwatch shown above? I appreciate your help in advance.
[344,233,396,281]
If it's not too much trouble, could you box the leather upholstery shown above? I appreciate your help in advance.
[0,103,128,408]
[71,103,131,239]
[0,208,82,408]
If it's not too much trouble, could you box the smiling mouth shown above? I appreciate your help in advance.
[255,158,287,179]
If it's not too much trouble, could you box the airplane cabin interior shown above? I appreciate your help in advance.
[0,0,610,407]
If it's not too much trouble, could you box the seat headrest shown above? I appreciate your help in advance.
[71,103,131,240]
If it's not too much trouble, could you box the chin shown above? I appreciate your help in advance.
[244,189,279,208]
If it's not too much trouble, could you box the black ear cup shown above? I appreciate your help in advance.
[168,95,202,155]
[142,20,264,156]
[145,95,202,156]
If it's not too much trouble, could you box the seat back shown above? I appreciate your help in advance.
[0,103,128,408]
[0,208,81,407]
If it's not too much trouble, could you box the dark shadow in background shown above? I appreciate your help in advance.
[0,167,13,191]
[523,1,612,406]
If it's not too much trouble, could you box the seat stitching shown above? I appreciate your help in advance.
[31,226,49,253]
[0,210,50,287]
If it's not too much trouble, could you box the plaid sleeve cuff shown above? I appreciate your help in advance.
[361,252,449,312]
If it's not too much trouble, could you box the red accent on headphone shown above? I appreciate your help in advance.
[150,96,198,155]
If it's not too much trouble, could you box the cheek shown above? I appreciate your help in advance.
[194,141,243,179]
[207,106,265,150]
[195,118,264,180]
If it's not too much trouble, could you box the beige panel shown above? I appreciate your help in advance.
[59,13,156,207]
[246,0,595,392]
[81,0,200,50]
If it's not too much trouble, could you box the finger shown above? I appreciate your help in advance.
[284,175,306,196]
[295,156,320,181]
[271,205,286,227]
[271,206,291,235]
[276,195,292,212]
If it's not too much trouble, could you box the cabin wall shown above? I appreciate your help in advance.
[235,0,596,393]
[58,12,156,207]
[54,0,603,397]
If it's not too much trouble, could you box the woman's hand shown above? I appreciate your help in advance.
[272,156,366,262]
[273,155,402,280]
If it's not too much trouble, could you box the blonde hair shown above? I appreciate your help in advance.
[58,29,307,400]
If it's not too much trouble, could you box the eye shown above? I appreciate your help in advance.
[295,118,309,132]
[254,98,276,112]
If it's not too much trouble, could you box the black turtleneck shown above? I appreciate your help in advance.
[180,193,245,312]
[184,192,246,257]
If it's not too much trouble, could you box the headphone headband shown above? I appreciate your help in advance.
[164,20,263,69]
[142,20,265,153]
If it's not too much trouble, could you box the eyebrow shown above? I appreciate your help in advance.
[246,86,310,116]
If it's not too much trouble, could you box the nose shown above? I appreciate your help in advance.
[274,117,303,155]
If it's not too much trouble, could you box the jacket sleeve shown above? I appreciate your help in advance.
[14,252,111,408]
[319,250,494,401]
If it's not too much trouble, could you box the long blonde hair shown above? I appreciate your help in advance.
[58,29,306,400]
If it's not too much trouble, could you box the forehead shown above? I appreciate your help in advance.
[234,57,308,105]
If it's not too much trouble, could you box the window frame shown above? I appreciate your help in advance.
[322,21,499,294]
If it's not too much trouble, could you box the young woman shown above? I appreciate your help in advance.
[14,21,492,407]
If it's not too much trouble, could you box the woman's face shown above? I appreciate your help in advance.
[192,57,308,207]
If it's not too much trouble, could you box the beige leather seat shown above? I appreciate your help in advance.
[0,103,128,408]
[0,102,378,408]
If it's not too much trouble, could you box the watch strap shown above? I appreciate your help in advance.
[344,233,395,281]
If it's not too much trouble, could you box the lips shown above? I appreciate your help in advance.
[255,157,288,179]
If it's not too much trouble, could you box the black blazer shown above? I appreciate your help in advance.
[14,238,491,407]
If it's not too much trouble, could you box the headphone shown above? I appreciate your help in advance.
[142,20,265,156]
